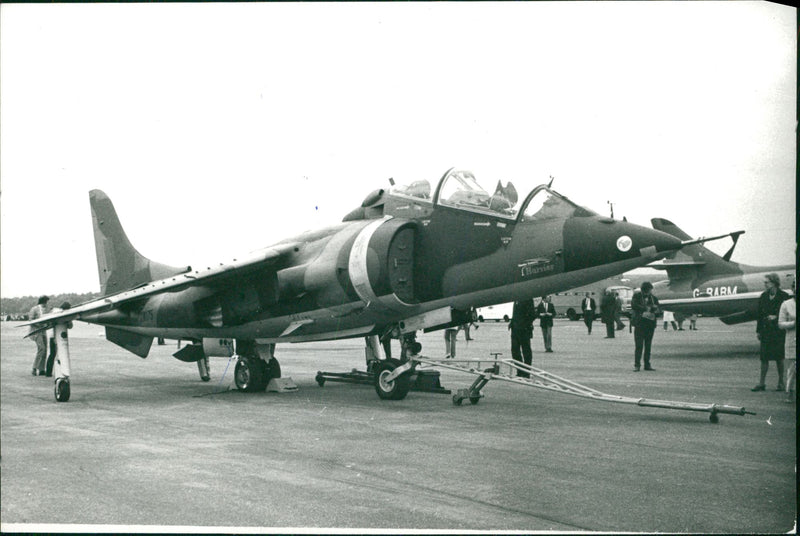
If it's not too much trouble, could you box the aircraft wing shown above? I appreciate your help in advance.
[20,242,300,336]
[648,260,706,270]
[658,291,761,321]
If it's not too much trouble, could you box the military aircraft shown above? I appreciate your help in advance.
[648,218,796,324]
[26,168,706,403]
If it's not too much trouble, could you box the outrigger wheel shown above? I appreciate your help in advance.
[374,358,411,400]
[54,378,70,402]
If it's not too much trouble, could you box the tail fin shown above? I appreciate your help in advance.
[650,218,741,280]
[90,190,190,296]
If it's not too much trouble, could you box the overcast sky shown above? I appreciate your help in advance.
[1,2,796,298]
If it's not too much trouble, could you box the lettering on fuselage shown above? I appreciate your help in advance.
[692,286,738,298]
[519,258,555,278]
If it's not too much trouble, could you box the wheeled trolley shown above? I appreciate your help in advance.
[381,354,754,423]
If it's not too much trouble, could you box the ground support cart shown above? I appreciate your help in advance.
[409,355,754,423]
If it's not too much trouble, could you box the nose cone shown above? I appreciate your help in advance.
[562,217,683,272]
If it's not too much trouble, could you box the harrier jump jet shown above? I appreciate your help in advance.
[26,168,693,402]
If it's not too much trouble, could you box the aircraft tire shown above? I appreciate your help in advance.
[234,357,268,392]
[566,309,579,321]
[374,359,411,401]
[54,378,70,402]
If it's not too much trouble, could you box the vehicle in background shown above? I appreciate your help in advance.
[550,272,657,320]
[476,302,514,322]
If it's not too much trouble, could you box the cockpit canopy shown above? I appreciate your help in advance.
[388,168,597,222]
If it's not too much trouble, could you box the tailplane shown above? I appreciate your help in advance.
[90,190,190,296]
[650,218,743,280]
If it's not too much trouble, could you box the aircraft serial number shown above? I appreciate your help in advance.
[693,286,738,298]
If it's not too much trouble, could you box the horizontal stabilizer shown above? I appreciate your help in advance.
[106,327,153,358]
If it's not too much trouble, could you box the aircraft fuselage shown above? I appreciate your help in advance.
[82,171,683,344]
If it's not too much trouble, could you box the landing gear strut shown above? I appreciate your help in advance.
[197,355,210,382]
[53,322,71,402]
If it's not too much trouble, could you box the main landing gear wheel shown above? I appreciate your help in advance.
[54,378,71,402]
[234,357,268,392]
[374,358,411,401]
[234,356,281,392]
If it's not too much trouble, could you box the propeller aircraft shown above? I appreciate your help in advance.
[26,168,701,403]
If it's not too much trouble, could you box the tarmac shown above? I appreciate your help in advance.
[1,318,796,533]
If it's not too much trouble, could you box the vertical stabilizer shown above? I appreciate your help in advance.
[90,190,190,296]
[650,218,742,279]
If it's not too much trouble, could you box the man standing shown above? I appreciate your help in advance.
[509,299,536,377]
[581,292,596,334]
[26,296,49,376]
[752,273,790,391]
[537,295,556,353]
[600,290,617,338]
[444,326,460,358]
[631,282,659,371]
[614,291,626,331]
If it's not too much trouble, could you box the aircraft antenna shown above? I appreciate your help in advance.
[547,175,554,188]
[607,201,614,219]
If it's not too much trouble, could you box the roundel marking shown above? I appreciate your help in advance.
[616,235,632,252]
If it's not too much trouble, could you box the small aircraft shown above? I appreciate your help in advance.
[648,218,796,324]
[26,168,713,403]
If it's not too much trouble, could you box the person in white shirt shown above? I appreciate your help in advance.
[25,296,49,376]
[662,310,678,331]
[581,293,596,334]
[778,282,796,402]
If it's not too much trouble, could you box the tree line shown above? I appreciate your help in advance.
[1,292,101,320]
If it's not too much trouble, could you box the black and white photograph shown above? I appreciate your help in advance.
[1,2,796,533]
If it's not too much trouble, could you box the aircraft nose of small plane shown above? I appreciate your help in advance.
[562,217,682,272]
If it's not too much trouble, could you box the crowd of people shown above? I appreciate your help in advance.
[498,274,796,399]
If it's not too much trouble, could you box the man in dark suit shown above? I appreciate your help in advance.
[631,282,660,371]
[581,292,596,334]
[509,299,536,377]
[600,290,617,338]
[537,295,556,352]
